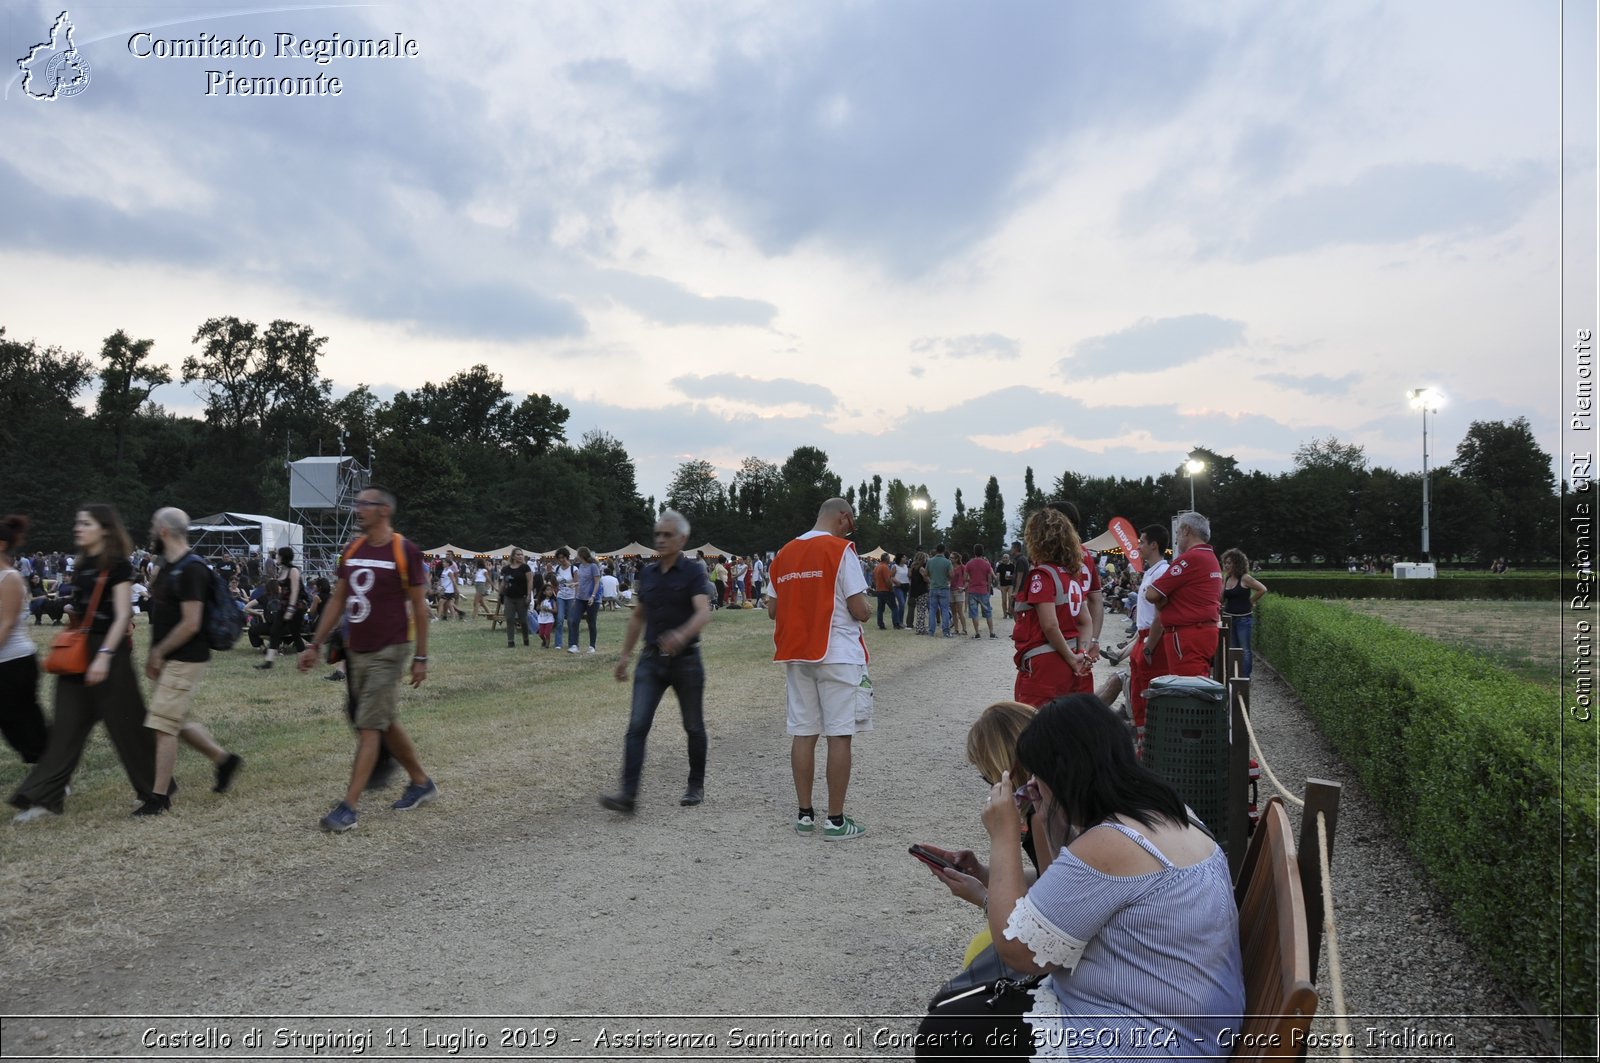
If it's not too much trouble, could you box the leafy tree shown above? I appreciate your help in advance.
[0,328,98,544]
[979,475,1007,550]
[776,446,842,533]
[1015,466,1047,531]
[1452,417,1558,560]
[95,329,171,466]
[666,459,726,518]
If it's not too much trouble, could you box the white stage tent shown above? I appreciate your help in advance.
[189,512,304,558]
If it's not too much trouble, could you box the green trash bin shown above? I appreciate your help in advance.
[1142,675,1230,850]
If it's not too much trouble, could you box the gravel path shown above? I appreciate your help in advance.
[0,620,1557,1061]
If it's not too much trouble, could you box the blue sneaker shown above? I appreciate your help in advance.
[392,778,439,811]
[319,801,357,833]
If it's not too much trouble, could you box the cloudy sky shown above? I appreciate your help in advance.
[3,0,1593,523]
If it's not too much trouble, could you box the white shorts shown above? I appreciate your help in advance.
[785,661,873,737]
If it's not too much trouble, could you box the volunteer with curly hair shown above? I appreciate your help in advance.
[1010,508,1094,707]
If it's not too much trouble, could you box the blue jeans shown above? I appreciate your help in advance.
[927,588,952,635]
[620,647,707,798]
[553,598,574,647]
[876,589,903,629]
[1228,614,1254,677]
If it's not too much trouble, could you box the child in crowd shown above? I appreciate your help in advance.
[536,595,555,648]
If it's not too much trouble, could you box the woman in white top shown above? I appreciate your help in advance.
[0,514,48,764]
[552,548,576,650]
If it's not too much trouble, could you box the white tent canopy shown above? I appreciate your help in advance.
[189,512,304,558]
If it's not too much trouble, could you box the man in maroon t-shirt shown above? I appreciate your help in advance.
[1145,511,1222,678]
[298,485,438,833]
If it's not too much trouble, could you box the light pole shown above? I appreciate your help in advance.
[911,496,928,547]
[1407,388,1441,561]
[1184,457,1206,512]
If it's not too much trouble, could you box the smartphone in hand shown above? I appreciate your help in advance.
[909,844,959,872]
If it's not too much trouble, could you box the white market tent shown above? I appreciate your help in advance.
[481,544,537,559]
[605,542,657,558]
[190,512,304,558]
[1081,530,1122,553]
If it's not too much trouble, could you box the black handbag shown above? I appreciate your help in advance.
[926,943,1044,1014]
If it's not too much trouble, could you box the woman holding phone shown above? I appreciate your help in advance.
[916,694,1243,1058]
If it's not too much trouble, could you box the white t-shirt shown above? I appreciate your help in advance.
[893,563,909,587]
[474,568,487,589]
[1135,559,1171,632]
[601,573,619,599]
[555,564,576,600]
[536,598,555,624]
[767,531,869,665]
[440,563,458,594]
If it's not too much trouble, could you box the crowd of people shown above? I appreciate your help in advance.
[2,488,1271,1056]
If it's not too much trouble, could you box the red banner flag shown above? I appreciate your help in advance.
[1109,516,1141,573]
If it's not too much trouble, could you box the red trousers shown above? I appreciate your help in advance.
[1127,629,1169,730]
[1163,623,1219,678]
[1013,651,1091,707]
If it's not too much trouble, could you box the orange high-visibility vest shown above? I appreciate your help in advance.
[769,534,861,663]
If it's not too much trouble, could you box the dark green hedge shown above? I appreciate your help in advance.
[1264,576,1556,600]
[1256,598,1596,1054]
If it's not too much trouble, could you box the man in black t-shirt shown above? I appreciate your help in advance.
[600,510,713,813]
[140,508,241,815]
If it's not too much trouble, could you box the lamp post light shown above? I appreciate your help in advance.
[1407,388,1442,561]
[1184,457,1206,512]
[911,496,928,547]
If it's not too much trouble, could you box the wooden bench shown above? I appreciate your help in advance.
[1230,796,1318,1061]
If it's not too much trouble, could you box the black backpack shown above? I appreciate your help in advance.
[176,553,245,651]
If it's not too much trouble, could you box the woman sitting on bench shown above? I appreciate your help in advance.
[918,694,1244,1059]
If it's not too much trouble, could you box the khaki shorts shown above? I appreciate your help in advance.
[349,643,410,731]
[146,659,208,735]
[785,661,873,737]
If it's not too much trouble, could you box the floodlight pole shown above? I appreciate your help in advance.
[1420,403,1431,561]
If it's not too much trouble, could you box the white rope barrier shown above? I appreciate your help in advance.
[1236,695,1305,808]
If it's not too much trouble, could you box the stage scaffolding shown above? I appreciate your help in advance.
[288,456,370,575]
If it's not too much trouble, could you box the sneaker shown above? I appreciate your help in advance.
[324,670,346,682]
[131,794,170,817]
[990,633,999,639]
[568,646,580,655]
[319,801,358,832]
[12,806,57,824]
[586,646,597,655]
[823,815,867,841]
[973,634,981,640]
[392,778,439,811]
[794,814,815,834]
[253,660,273,670]
[680,786,704,806]
[599,793,636,813]
[213,753,243,793]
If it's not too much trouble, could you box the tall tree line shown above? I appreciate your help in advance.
[0,323,653,551]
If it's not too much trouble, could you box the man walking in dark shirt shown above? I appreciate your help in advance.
[501,548,534,647]
[140,507,241,815]
[601,510,713,813]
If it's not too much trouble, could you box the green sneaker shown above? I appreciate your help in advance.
[822,815,866,841]
[795,814,815,834]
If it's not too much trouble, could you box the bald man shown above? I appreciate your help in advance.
[141,507,241,815]
[766,498,872,840]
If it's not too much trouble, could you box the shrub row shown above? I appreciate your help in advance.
[1264,575,1557,600]
[1256,598,1596,1054]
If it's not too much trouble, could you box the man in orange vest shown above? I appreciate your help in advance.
[766,497,872,840]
